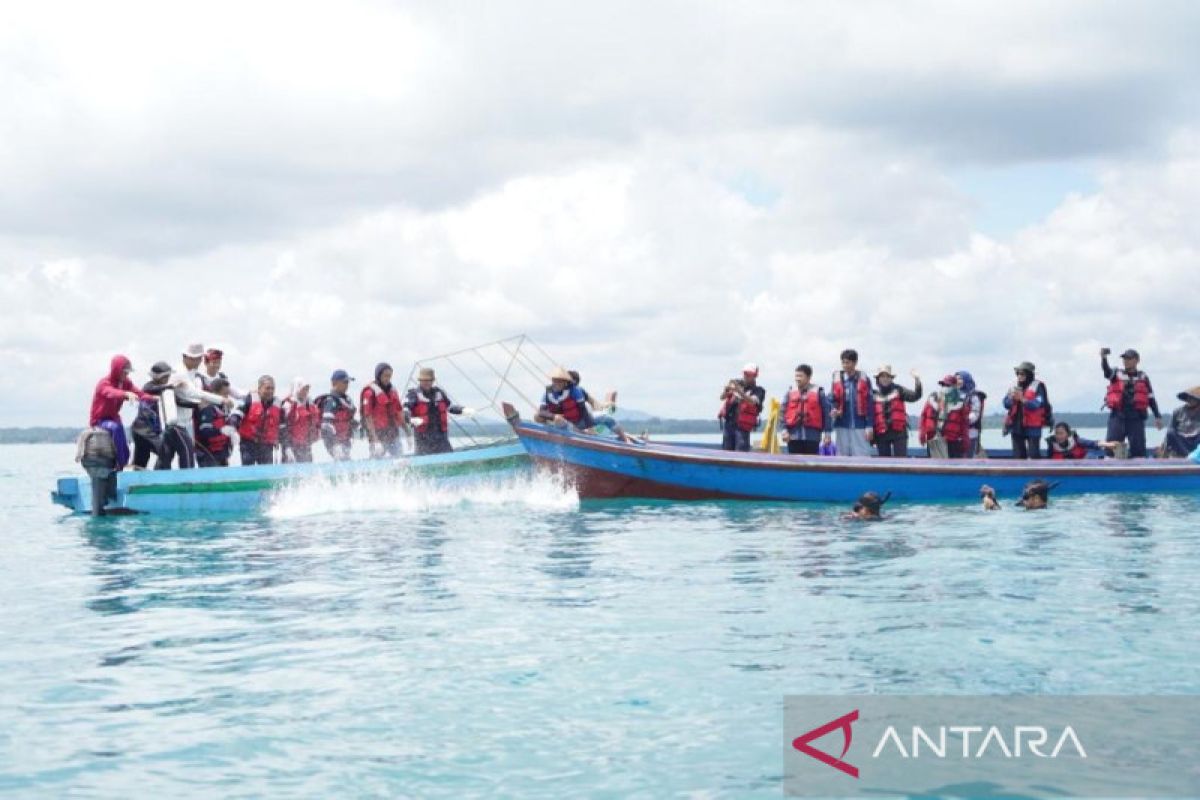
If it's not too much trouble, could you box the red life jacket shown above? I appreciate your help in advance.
[1104,370,1151,413]
[195,406,229,453]
[361,382,403,433]
[783,386,824,431]
[1046,434,1088,460]
[409,387,452,433]
[832,372,872,420]
[237,395,282,445]
[1004,380,1048,429]
[545,387,586,425]
[719,387,761,432]
[284,398,320,446]
[872,388,910,435]
[316,394,355,441]
[921,393,969,444]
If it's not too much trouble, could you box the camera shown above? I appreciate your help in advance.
[1100,347,1111,356]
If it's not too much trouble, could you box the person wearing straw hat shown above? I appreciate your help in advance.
[160,343,234,469]
[871,365,922,458]
[405,366,473,455]
[1100,347,1163,458]
[1163,386,1200,457]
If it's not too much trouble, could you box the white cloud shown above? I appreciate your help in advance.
[1,3,1198,425]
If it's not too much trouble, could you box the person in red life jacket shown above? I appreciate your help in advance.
[280,377,321,463]
[405,366,473,455]
[1045,422,1116,460]
[1002,361,1050,459]
[1163,387,1200,457]
[780,364,832,455]
[566,369,631,442]
[195,378,234,467]
[1101,348,1163,458]
[831,349,875,457]
[89,354,153,471]
[199,347,245,399]
[320,369,357,461]
[871,365,922,458]
[361,362,410,459]
[918,374,971,459]
[228,375,284,466]
[718,363,766,452]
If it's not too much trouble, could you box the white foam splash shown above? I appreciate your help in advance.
[264,468,578,519]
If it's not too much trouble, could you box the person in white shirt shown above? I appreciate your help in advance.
[160,343,234,468]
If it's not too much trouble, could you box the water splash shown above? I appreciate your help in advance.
[264,468,578,518]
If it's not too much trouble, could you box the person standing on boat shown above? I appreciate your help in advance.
[958,371,986,458]
[89,354,153,471]
[871,365,922,457]
[280,378,320,463]
[406,367,471,455]
[130,361,174,470]
[1002,361,1049,459]
[199,348,245,399]
[361,362,409,458]
[718,363,765,452]
[780,364,831,455]
[228,375,283,466]
[1101,348,1163,458]
[1163,387,1200,457]
[831,349,875,457]
[918,374,970,458]
[320,369,357,461]
[158,344,233,469]
[195,378,234,467]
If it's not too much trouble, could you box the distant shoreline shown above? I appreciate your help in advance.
[0,413,1119,444]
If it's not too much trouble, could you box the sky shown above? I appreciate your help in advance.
[2,0,1199,425]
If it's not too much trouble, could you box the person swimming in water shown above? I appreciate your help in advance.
[1015,479,1058,510]
[979,484,1001,511]
[845,491,891,521]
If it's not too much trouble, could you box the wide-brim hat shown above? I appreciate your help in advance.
[182,343,205,359]
[1177,386,1200,403]
[875,364,894,377]
[549,366,573,383]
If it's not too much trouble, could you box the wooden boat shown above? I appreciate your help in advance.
[503,405,1200,502]
[52,440,528,515]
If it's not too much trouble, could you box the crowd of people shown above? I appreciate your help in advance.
[86,342,1200,473]
[715,347,1200,460]
[88,343,480,471]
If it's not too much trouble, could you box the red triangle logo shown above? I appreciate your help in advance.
[792,709,860,779]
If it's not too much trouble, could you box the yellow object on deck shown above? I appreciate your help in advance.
[759,397,782,454]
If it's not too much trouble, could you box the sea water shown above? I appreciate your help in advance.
[2,442,1198,798]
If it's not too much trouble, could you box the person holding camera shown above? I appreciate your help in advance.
[718,363,765,451]
[1101,348,1162,458]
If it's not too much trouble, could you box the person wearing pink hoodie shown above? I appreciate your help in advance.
[88,354,151,469]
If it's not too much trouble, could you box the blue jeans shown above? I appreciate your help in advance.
[722,427,751,452]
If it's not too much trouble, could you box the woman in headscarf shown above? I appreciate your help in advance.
[88,354,152,470]
[956,370,987,458]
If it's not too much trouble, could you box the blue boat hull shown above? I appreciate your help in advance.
[512,423,1200,502]
[52,441,528,515]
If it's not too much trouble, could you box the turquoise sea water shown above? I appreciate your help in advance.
[3,442,1199,798]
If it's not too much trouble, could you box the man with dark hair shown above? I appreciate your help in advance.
[1101,348,1163,458]
[831,349,874,457]
[229,375,283,466]
[780,364,831,455]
